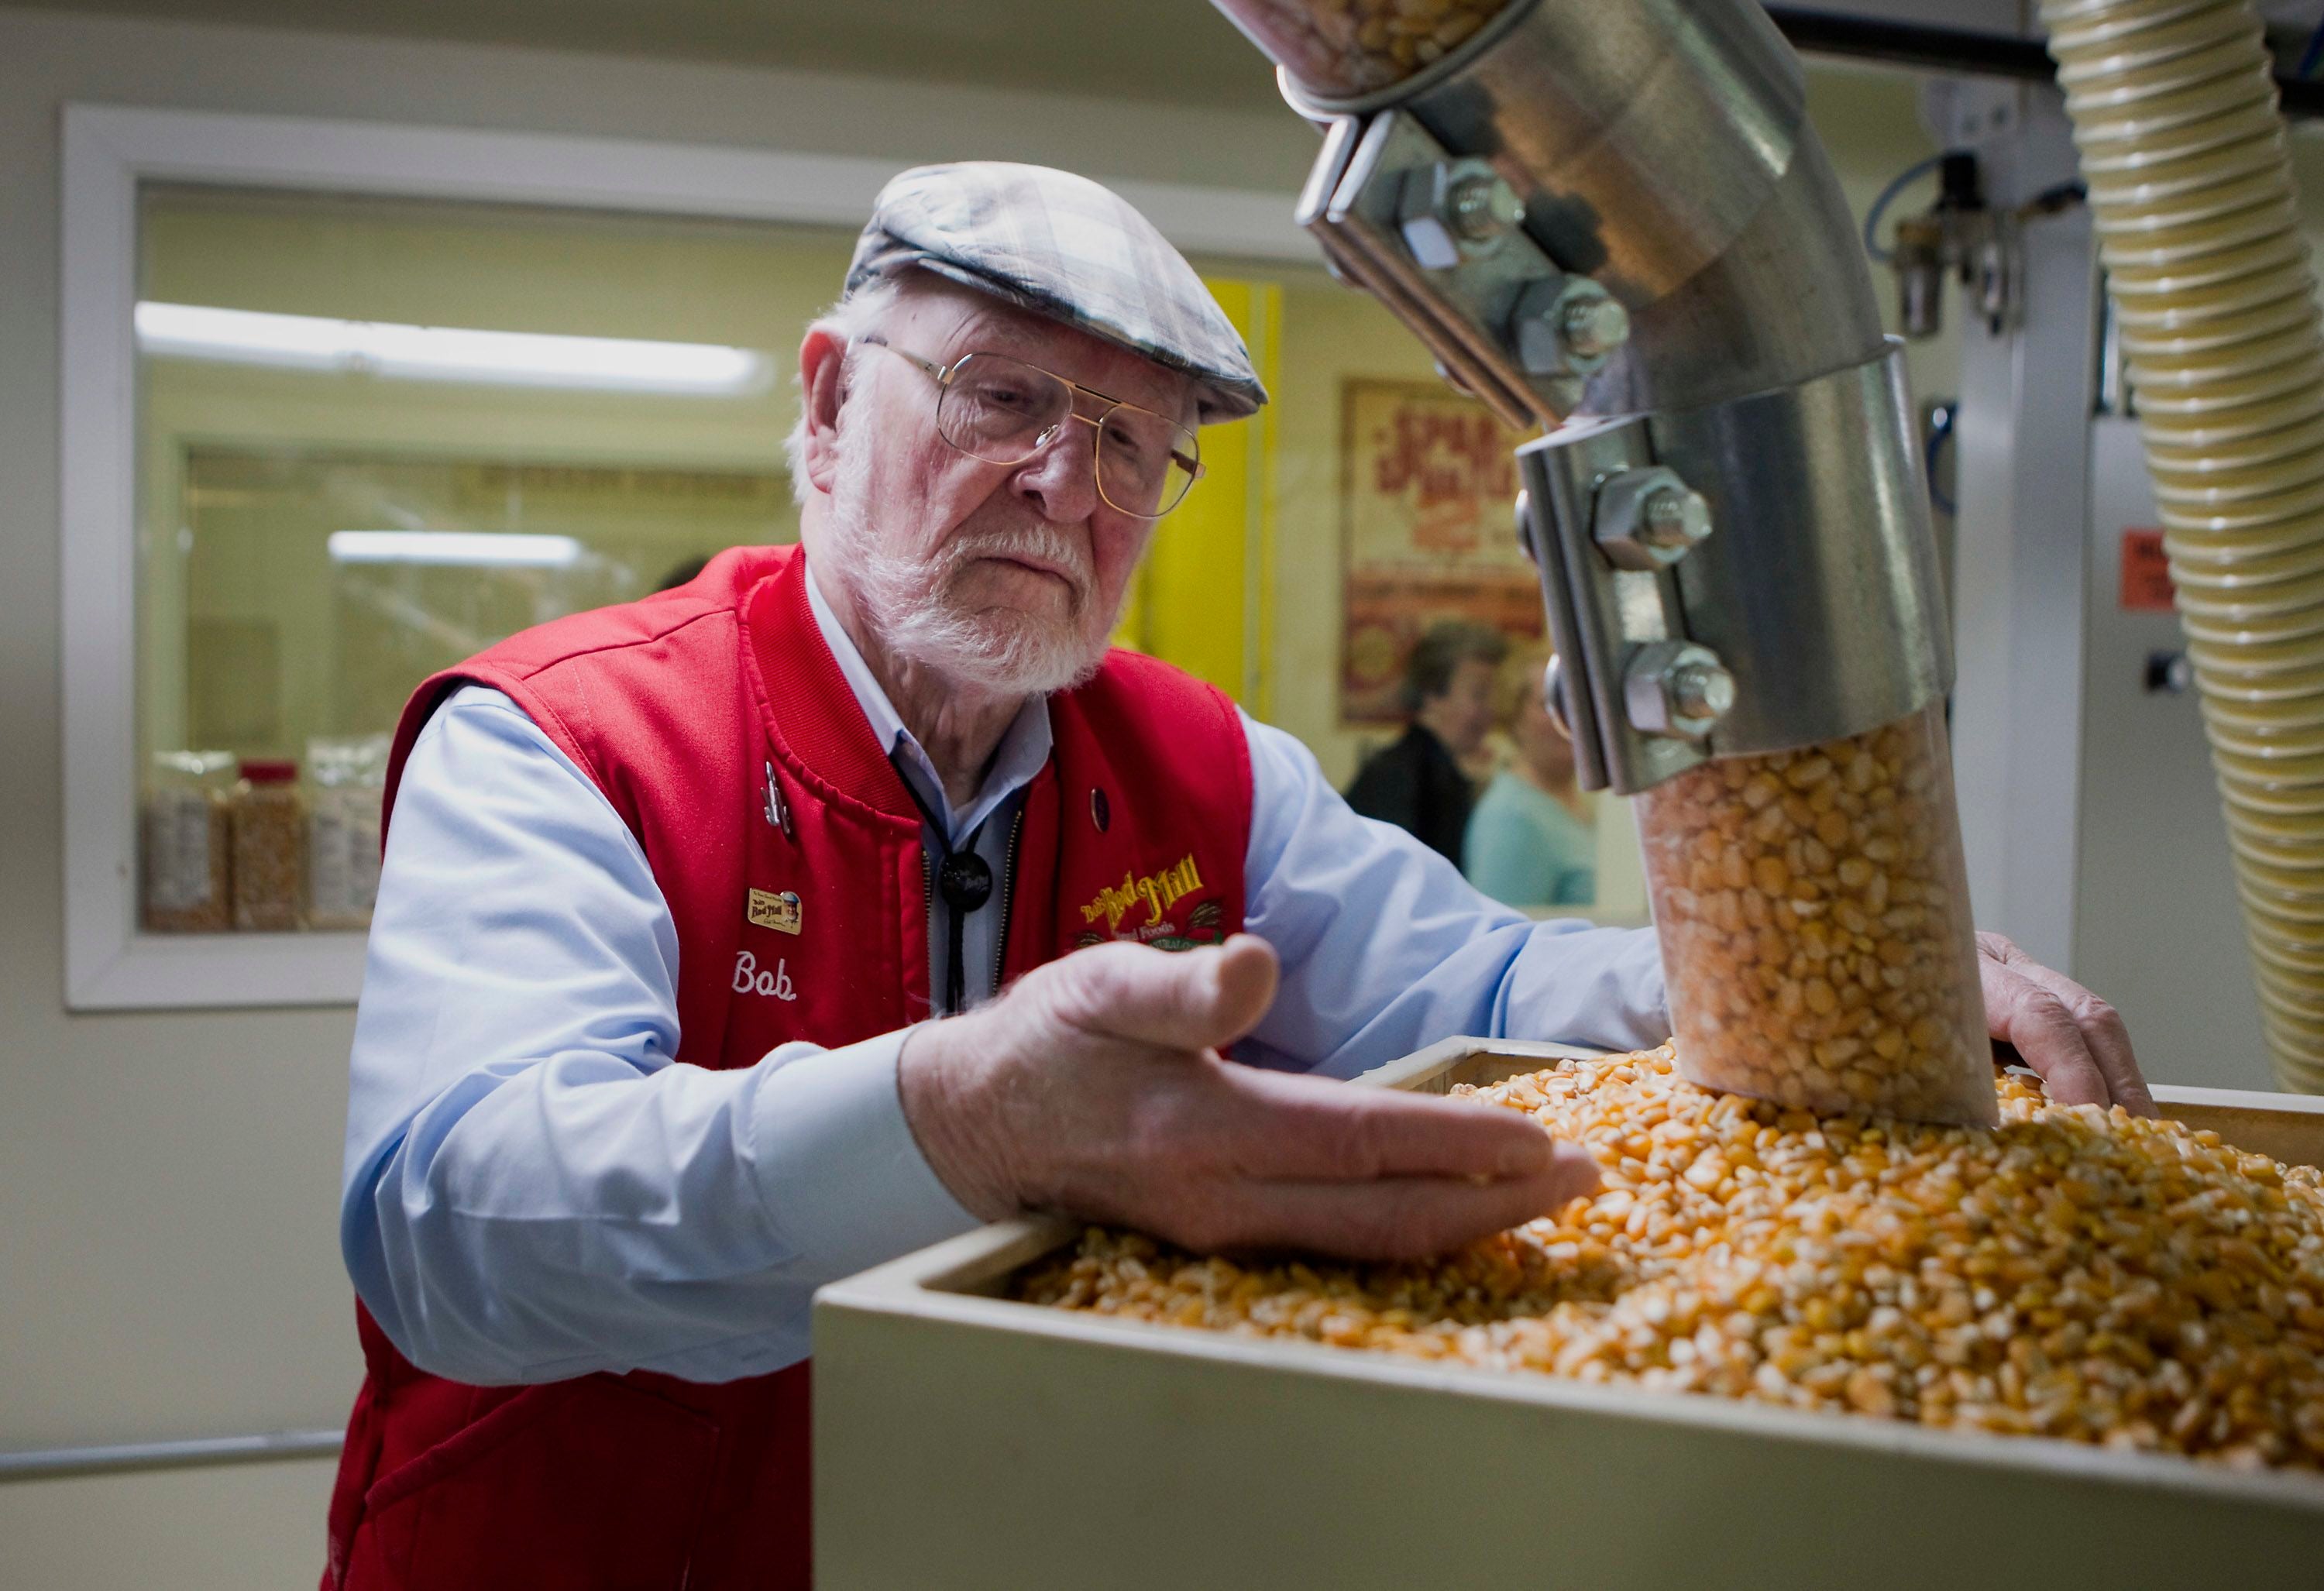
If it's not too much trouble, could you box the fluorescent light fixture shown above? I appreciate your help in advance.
[136,301,772,396]
[328,530,584,568]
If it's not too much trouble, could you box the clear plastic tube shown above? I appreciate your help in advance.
[2044,0,2324,1091]
[1636,705,1997,1128]
[1208,0,1518,100]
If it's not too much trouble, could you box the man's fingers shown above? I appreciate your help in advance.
[1978,933,2156,1116]
[1982,955,2111,1108]
[1038,934,1281,1053]
[1213,1067,1567,1182]
[1983,953,2153,1117]
[1179,1155,1602,1264]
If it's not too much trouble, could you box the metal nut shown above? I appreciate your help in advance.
[1624,641,1734,741]
[1511,275,1630,379]
[1592,466,1714,571]
[1399,157,1518,270]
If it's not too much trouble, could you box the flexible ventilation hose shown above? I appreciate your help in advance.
[2044,0,2324,1091]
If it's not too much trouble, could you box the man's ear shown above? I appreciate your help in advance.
[798,327,851,495]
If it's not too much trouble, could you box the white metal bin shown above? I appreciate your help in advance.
[815,1039,2324,1589]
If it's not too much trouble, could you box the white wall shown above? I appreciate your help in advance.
[0,7,1972,1582]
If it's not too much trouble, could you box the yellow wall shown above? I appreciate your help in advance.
[1123,277,1281,713]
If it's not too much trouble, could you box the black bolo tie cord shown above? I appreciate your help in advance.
[900,778,994,1017]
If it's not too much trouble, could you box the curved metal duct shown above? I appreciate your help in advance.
[1215,0,1996,1124]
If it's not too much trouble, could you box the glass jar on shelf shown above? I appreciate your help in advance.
[306,737,389,931]
[231,758,307,932]
[142,750,236,933]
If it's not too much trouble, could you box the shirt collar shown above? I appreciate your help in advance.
[803,555,1053,846]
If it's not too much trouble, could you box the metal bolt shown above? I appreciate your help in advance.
[1559,293,1631,361]
[1623,641,1735,741]
[1638,485,1712,554]
[1399,160,1515,270]
[1447,172,1524,241]
[1667,658,1736,723]
[1511,275,1627,380]
[1592,466,1713,571]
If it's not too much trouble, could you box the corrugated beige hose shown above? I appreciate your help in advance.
[2045,0,2324,1091]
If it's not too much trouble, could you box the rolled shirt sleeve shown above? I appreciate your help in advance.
[340,686,975,1387]
[1236,712,1669,1078]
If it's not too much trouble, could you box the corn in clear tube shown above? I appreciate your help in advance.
[1635,703,1997,1128]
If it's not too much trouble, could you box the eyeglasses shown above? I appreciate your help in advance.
[858,334,1204,519]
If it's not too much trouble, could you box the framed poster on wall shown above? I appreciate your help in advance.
[1339,379,1543,725]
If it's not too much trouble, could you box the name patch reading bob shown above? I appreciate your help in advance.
[748,888,803,935]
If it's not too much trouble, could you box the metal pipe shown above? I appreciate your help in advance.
[0,1428,342,1484]
[1218,0,1992,1125]
[1270,0,1891,414]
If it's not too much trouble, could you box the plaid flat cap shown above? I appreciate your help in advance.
[846,162,1268,421]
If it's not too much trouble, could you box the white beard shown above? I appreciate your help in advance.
[821,424,1114,696]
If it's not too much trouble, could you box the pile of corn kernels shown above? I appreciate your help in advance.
[1016,1047,2324,1471]
[1219,0,1514,98]
[1638,708,1998,1127]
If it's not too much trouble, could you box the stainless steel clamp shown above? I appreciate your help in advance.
[1519,342,1954,796]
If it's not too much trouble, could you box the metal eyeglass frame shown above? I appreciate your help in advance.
[857,333,1205,519]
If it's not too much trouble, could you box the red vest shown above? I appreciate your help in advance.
[325,545,1253,1589]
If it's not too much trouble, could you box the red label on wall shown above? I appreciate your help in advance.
[2120,530,2176,612]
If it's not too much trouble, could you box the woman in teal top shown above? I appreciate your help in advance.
[1465,648,1597,907]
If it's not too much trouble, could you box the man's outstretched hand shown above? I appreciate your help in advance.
[897,934,1600,1261]
[1978,931,2156,1116]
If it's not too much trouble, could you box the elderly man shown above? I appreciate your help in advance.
[324,163,2149,1590]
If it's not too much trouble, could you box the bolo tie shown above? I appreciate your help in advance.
[900,779,996,1017]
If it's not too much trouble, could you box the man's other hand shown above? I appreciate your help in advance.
[897,934,1600,1261]
[1978,932,2156,1116]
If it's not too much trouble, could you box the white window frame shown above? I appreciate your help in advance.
[60,102,1312,1010]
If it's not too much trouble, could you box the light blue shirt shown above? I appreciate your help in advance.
[342,579,1669,1387]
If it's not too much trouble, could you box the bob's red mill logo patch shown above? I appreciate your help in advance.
[1077,854,1223,952]
[1083,854,1203,933]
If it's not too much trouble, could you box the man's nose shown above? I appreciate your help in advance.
[1011,419,1101,523]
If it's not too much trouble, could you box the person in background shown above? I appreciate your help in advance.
[1344,620,1506,867]
[1466,646,1595,908]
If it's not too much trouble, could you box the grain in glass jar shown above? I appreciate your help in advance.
[143,750,235,933]
[306,737,387,931]
[231,758,307,933]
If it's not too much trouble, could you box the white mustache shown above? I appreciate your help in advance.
[941,523,1093,607]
